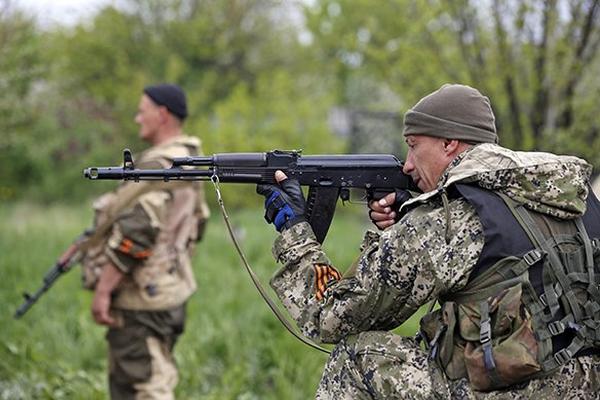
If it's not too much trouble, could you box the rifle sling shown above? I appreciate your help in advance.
[79,180,189,253]
[210,175,331,355]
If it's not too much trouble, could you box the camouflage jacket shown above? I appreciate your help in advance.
[270,143,592,344]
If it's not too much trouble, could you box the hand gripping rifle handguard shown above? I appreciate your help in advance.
[83,149,417,243]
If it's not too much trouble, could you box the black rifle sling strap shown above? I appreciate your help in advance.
[210,175,331,354]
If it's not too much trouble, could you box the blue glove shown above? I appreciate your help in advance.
[256,178,306,232]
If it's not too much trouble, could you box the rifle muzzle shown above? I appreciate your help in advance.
[83,167,124,180]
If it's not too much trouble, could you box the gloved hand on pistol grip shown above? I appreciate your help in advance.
[256,173,306,232]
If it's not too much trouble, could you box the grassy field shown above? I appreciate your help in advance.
[0,201,424,399]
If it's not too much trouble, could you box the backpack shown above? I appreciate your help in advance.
[420,187,600,391]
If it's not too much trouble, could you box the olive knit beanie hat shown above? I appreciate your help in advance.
[403,84,498,144]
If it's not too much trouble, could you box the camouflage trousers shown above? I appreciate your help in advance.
[315,331,600,400]
[106,305,186,400]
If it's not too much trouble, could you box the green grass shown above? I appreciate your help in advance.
[0,202,424,399]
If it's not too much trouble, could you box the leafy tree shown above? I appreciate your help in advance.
[3,0,345,203]
[305,0,600,165]
[12,0,596,203]
[441,0,600,161]
[190,68,342,208]
[0,1,43,200]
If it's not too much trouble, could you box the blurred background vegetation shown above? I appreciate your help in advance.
[1,0,600,398]
[2,0,600,205]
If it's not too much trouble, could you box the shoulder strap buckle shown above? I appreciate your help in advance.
[553,348,572,365]
[548,320,565,336]
[523,248,544,266]
[480,317,492,344]
[539,292,548,307]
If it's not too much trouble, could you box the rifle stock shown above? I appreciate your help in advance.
[84,149,417,243]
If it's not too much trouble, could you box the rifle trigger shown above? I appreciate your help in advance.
[22,292,32,301]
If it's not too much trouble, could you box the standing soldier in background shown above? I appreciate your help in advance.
[81,84,210,399]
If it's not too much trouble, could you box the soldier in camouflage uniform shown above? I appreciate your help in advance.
[83,84,210,400]
[257,84,600,399]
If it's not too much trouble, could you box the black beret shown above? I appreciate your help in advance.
[143,83,188,120]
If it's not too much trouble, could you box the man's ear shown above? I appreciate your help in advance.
[158,106,170,123]
[443,139,460,154]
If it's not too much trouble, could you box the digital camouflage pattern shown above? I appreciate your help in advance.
[272,197,482,343]
[418,143,591,219]
[316,331,600,399]
[270,144,600,399]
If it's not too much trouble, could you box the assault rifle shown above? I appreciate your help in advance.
[14,230,91,319]
[83,149,416,243]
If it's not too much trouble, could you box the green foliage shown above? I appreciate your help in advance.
[0,6,41,121]
[4,0,599,203]
[0,203,106,399]
[304,0,454,107]
[305,0,600,165]
[51,7,149,110]
[0,202,422,399]
[190,69,342,208]
[2,0,347,204]
[0,6,44,201]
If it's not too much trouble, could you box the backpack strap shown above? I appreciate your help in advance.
[478,299,503,387]
[497,192,600,371]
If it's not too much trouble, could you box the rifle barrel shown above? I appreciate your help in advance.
[83,167,215,181]
[13,239,85,319]
[13,264,61,319]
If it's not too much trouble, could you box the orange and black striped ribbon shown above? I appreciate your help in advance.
[118,238,152,259]
[132,249,152,259]
[314,264,342,301]
[118,238,133,254]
